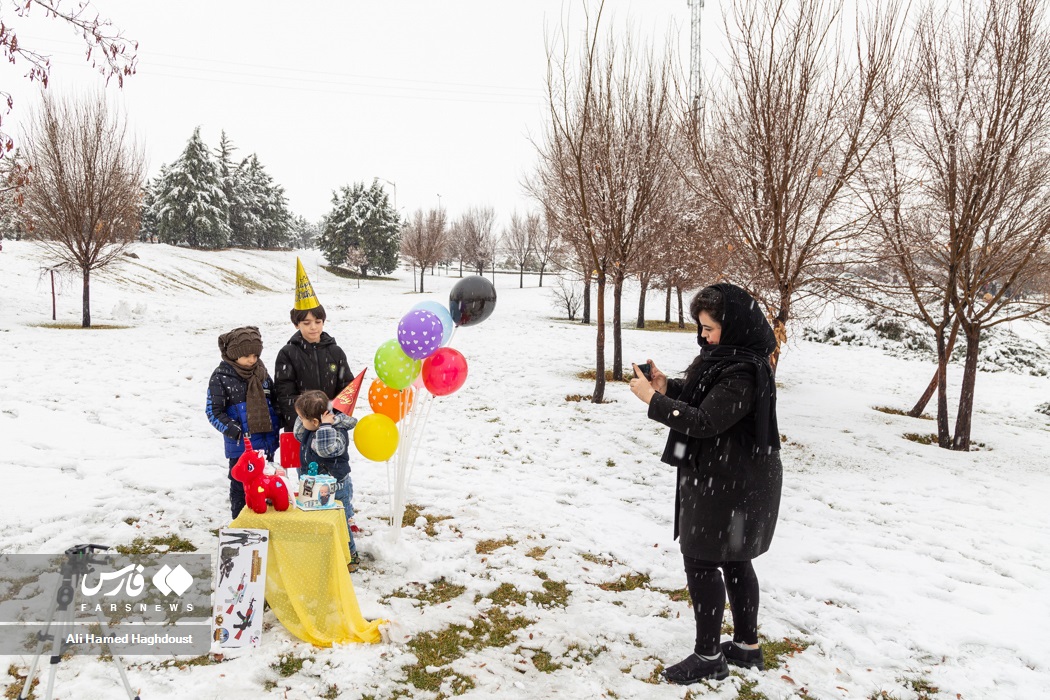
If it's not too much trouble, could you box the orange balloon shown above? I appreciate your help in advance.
[368,378,414,423]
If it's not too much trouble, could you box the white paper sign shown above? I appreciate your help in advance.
[213,528,268,648]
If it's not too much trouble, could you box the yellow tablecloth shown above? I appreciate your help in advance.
[229,506,384,646]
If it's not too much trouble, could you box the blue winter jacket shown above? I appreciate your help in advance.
[206,361,280,459]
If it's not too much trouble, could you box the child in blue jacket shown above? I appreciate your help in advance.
[206,326,280,518]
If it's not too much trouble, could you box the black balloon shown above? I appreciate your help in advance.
[449,276,497,327]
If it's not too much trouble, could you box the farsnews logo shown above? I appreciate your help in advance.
[152,564,193,596]
[80,563,194,597]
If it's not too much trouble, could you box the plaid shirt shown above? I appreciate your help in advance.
[293,412,357,459]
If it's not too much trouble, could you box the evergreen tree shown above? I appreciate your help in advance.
[240,154,292,248]
[155,127,230,248]
[320,181,400,274]
[290,214,319,249]
[214,131,251,247]
[138,175,160,242]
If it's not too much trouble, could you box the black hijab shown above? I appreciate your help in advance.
[683,283,780,454]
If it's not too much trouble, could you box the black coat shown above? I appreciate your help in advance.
[273,331,354,432]
[647,363,782,561]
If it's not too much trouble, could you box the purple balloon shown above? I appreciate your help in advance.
[397,309,444,360]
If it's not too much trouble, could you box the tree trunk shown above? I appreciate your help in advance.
[459,260,463,277]
[611,271,624,382]
[593,274,607,403]
[934,325,952,448]
[519,265,524,289]
[908,319,961,417]
[81,266,91,328]
[419,267,426,294]
[665,285,672,323]
[636,274,649,329]
[582,272,592,325]
[539,264,545,287]
[676,286,684,328]
[952,326,981,451]
[770,294,790,371]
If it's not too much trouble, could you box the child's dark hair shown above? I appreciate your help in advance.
[294,390,330,420]
[690,286,725,325]
[290,304,326,326]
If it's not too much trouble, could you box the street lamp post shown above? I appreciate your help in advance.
[373,177,396,209]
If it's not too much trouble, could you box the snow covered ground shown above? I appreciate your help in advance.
[1,240,1049,700]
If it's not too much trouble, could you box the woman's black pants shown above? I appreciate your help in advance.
[682,555,760,656]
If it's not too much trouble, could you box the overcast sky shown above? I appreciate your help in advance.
[1,0,723,227]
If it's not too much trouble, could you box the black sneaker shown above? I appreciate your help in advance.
[721,641,765,670]
[660,653,729,684]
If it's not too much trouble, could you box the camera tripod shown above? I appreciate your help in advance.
[18,544,140,700]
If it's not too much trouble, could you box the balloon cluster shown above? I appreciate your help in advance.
[352,277,497,463]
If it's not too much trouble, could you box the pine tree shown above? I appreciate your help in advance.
[214,131,250,246]
[138,175,161,242]
[155,127,230,248]
[289,215,318,249]
[320,181,400,274]
[240,154,292,248]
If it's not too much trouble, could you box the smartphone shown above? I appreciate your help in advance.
[636,362,652,380]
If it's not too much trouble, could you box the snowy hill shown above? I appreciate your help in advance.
[1,240,1049,700]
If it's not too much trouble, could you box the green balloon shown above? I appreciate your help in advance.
[374,339,421,390]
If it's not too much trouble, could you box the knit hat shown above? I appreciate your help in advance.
[219,326,263,360]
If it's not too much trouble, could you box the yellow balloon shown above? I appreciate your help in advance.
[353,414,399,462]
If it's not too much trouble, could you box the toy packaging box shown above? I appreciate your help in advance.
[295,474,341,511]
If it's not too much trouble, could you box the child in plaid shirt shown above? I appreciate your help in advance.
[293,390,360,571]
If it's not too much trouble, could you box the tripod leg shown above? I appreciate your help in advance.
[18,573,64,700]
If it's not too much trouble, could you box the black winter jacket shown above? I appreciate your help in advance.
[205,361,280,459]
[273,331,354,432]
[647,363,782,561]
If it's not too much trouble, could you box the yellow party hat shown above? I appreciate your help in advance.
[294,257,321,310]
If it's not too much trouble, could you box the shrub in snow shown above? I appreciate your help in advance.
[804,312,1050,376]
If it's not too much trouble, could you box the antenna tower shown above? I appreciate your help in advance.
[688,0,704,119]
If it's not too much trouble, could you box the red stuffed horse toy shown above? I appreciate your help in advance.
[231,438,290,514]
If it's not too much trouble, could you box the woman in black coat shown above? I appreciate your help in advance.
[630,283,783,684]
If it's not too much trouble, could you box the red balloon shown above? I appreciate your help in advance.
[421,348,468,396]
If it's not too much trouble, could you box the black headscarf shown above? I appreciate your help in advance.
[683,283,780,453]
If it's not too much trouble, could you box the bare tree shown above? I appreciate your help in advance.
[504,211,536,288]
[531,212,559,287]
[529,3,679,397]
[550,274,583,320]
[401,207,449,293]
[686,0,906,366]
[458,206,497,275]
[1,0,137,155]
[859,0,1050,450]
[20,91,145,327]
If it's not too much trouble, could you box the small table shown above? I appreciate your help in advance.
[229,506,384,647]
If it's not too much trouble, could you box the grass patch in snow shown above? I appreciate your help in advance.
[525,545,549,559]
[115,533,197,555]
[529,649,563,673]
[900,675,939,699]
[638,320,697,333]
[874,406,933,420]
[320,684,340,699]
[761,636,810,670]
[401,607,529,695]
[598,572,650,592]
[475,536,516,555]
[384,577,466,606]
[29,322,129,330]
[581,552,614,566]
[271,654,311,677]
[733,676,769,700]
[400,503,453,535]
[655,586,691,602]
[903,432,938,445]
[4,665,36,700]
[576,369,633,382]
[565,394,593,402]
